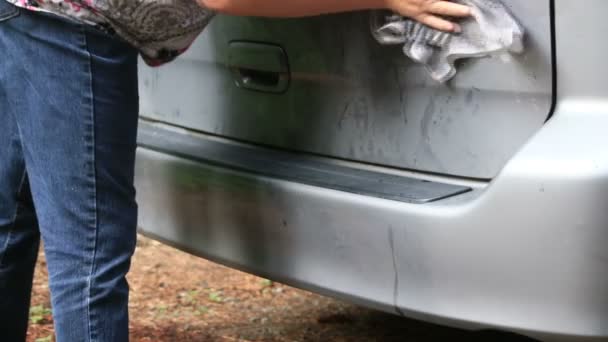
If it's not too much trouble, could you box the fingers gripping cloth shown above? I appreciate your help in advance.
[371,0,525,83]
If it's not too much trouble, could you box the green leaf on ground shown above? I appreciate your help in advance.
[208,291,223,303]
[260,279,274,288]
[29,305,52,324]
[35,335,53,342]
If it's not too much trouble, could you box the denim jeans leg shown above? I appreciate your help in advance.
[0,80,41,342]
[1,5,139,342]
[0,3,42,341]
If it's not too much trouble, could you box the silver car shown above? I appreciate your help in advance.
[134,1,608,340]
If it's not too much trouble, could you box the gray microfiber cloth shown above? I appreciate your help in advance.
[371,0,525,82]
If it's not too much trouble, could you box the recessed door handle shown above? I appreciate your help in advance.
[228,41,290,93]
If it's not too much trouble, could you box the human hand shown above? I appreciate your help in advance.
[384,0,471,32]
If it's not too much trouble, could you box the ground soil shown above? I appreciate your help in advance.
[27,235,533,342]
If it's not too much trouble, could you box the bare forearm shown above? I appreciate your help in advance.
[200,0,387,17]
[199,0,472,32]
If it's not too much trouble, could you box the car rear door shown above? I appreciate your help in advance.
[138,0,553,180]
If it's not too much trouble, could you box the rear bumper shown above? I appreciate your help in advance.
[135,101,608,341]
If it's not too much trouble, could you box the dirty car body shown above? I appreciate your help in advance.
[134,1,608,340]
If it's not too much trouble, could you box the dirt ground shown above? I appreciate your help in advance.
[27,235,534,342]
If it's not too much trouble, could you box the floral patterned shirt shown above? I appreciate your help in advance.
[5,0,215,65]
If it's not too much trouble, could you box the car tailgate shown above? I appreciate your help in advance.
[138,0,553,179]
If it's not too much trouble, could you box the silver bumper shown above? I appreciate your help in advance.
[135,101,608,341]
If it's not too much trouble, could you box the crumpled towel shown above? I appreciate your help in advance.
[371,0,525,82]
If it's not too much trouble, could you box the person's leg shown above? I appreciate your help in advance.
[0,3,42,341]
[2,6,140,341]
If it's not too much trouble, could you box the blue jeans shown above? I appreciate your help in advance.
[0,2,139,341]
